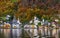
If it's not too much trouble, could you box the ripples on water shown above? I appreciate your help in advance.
[0,28,60,38]
[0,29,22,38]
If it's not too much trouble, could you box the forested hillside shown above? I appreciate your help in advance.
[0,0,60,23]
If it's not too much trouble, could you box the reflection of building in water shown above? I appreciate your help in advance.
[4,29,10,38]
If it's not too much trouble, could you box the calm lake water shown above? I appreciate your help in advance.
[0,28,60,38]
[0,29,22,38]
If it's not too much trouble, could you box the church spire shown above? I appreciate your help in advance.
[17,18,21,24]
[12,16,16,23]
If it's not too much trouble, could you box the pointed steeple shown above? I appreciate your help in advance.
[12,16,16,23]
[17,18,21,24]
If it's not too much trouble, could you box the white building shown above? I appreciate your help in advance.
[29,16,40,37]
[12,16,22,28]
[16,18,22,28]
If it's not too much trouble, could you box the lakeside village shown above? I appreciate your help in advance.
[0,15,60,29]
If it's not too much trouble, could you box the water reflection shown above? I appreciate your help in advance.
[0,28,60,38]
[4,29,10,38]
[0,29,22,38]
